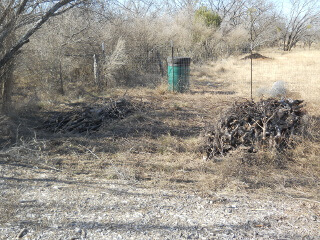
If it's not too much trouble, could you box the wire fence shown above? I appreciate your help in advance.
[134,44,320,105]
[234,48,320,103]
[18,42,320,105]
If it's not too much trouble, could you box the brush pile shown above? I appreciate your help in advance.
[242,53,269,60]
[42,99,138,133]
[0,115,16,146]
[203,99,305,159]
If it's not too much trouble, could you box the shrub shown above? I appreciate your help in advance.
[195,6,222,28]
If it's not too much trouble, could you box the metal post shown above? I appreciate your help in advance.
[171,40,174,91]
[59,61,64,95]
[250,45,253,100]
[249,8,255,101]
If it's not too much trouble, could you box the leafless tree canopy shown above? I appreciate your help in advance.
[279,0,320,51]
[0,0,87,112]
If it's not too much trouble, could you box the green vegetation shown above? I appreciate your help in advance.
[195,6,222,28]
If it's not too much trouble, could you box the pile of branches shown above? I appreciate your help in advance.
[0,115,17,147]
[203,99,305,159]
[242,53,269,60]
[42,99,138,133]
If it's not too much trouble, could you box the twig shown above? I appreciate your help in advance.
[79,144,129,180]
[37,163,62,172]
[17,228,28,239]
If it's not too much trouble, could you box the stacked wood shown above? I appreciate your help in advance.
[42,99,136,133]
[203,99,305,159]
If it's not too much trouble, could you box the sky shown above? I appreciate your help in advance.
[272,0,292,16]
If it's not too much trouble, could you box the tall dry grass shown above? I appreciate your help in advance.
[4,48,320,198]
[194,48,320,114]
[189,48,320,195]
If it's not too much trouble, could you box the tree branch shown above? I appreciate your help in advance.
[0,0,83,69]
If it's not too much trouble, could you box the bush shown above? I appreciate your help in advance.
[195,6,222,28]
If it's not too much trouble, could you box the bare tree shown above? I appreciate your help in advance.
[111,0,163,17]
[206,0,247,29]
[246,0,278,51]
[302,24,320,48]
[0,0,86,113]
[279,0,320,51]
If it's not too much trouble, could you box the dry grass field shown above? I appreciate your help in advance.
[1,48,320,239]
[3,48,320,194]
[194,48,320,113]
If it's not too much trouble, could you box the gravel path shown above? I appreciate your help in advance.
[0,163,319,240]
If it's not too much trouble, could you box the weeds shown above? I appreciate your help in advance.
[1,49,320,197]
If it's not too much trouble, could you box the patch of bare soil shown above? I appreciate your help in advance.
[0,163,319,239]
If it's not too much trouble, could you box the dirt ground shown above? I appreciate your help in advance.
[1,158,319,240]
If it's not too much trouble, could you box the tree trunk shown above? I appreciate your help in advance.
[59,61,65,95]
[1,31,15,114]
[2,61,14,113]
[156,51,164,77]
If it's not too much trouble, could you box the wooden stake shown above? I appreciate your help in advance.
[93,54,100,87]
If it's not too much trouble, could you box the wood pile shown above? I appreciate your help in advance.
[203,99,305,159]
[242,53,269,60]
[42,99,137,133]
[0,115,16,146]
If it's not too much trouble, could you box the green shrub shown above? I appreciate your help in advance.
[195,6,222,28]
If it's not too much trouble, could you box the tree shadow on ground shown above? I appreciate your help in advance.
[8,99,203,140]
[191,75,236,95]
[0,94,213,174]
